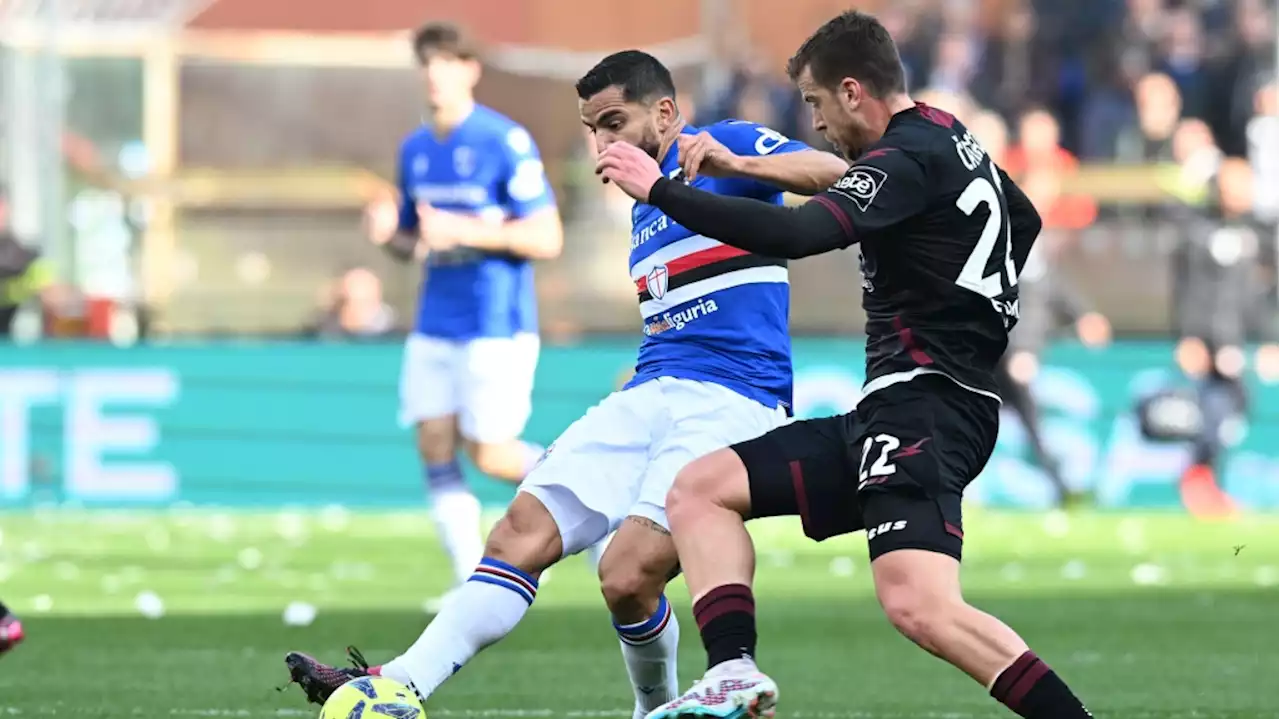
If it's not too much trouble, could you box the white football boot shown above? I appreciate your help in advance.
[643,658,778,719]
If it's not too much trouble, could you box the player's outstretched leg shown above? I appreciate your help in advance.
[284,492,564,705]
[645,449,777,719]
[871,544,1092,718]
[0,601,24,655]
[417,418,486,593]
[599,517,682,719]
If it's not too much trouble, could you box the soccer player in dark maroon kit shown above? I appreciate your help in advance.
[597,11,1095,719]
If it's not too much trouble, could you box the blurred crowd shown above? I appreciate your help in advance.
[0,0,1276,350]
[699,0,1275,165]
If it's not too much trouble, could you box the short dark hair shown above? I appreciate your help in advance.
[575,50,677,103]
[412,22,481,64]
[786,11,906,97]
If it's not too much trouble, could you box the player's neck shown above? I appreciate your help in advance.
[867,93,916,139]
[884,93,915,120]
[429,101,476,138]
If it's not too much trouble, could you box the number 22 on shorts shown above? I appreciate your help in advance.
[859,433,900,490]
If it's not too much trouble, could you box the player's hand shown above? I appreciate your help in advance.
[1075,312,1111,348]
[677,131,740,182]
[596,142,663,203]
[418,203,463,252]
[364,197,399,246]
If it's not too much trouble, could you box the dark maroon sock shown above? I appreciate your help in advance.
[692,584,757,670]
[990,651,1093,718]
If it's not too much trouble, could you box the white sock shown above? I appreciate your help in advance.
[381,557,538,700]
[430,486,484,586]
[614,594,680,717]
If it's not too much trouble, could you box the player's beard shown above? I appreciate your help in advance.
[637,125,662,159]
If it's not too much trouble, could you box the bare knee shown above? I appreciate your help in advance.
[598,517,678,622]
[463,440,528,482]
[467,441,510,479]
[483,493,563,576]
[599,561,668,619]
[417,418,458,465]
[879,586,950,648]
[666,449,750,526]
[874,552,964,653]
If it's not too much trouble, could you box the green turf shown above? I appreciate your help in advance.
[0,508,1276,717]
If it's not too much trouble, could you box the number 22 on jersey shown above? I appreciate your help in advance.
[952,136,1018,304]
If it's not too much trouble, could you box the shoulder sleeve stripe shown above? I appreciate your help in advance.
[811,195,855,242]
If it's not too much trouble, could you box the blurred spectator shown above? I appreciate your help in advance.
[1156,7,1208,119]
[927,32,981,96]
[1119,72,1182,162]
[915,88,978,125]
[968,109,1010,165]
[0,186,58,338]
[1006,110,1097,230]
[704,55,801,139]
[1246,78,1278,227]
[971,1,1051,117]
[1204,0,1277,156]
[303,266,398,340]
[1161,117,1223,204]
[879,1,939,93]
[1170,157,1265,517]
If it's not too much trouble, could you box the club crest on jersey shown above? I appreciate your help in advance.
[453,146,475,177]
[411,154,429,177]
[645,265,669,300]
[833,165,887,211]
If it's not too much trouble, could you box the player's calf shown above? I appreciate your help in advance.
[871,549,1092,718]
[365,494,563,702]
[665,449,757,603]
[416,417,484,589]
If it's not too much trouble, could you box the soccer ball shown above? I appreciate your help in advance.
[319,676,425,719]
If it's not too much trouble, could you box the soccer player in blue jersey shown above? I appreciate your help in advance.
[364,23,564,598]
[285,50,848,718]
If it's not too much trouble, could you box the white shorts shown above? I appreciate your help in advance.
[398,332,540,443]
[519,377,788,557]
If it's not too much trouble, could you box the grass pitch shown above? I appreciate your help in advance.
[0,508,1276,718]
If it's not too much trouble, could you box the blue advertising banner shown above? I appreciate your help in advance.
[0,340,1274,509]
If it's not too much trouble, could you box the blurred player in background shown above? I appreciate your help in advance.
[287,50,849,719]
[597,12,1092,719]
[0,186,56,338]
[999,169,1111,508]
[0,600,22,654]
[363,23,564,600]
[1169,157,1263,518]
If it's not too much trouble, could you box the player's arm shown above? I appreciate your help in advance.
[370,150,427,262]
[645,181,849,259]
[723,149,849,196]
[419,205,564,260]
[998,166,1043,273]
[644,147,928,259]
[680,123,847,196]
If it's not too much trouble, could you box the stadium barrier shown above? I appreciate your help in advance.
[0,339,1274,510]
